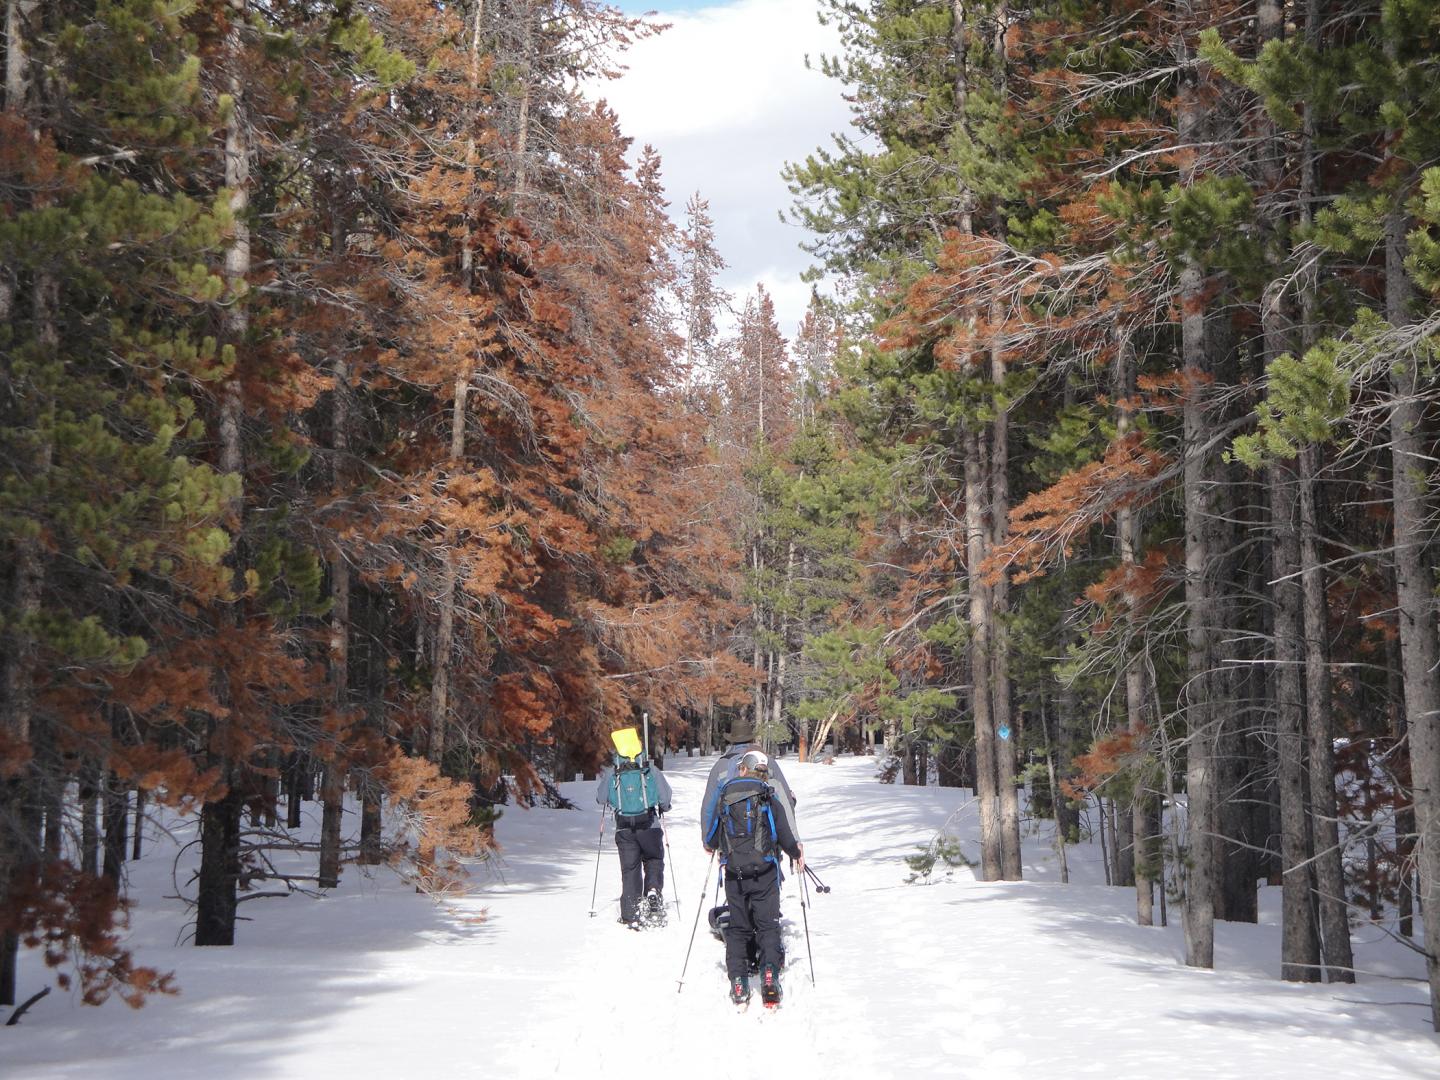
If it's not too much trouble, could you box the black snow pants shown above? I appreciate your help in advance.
[723,863,783,980]
[614,822,665,921]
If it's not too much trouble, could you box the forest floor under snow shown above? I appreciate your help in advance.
[4,753,1438,1079]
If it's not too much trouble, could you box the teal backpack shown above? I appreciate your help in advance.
[612,754,658,822]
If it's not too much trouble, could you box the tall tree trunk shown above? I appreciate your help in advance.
[428,360,473,768]
[948,0,973,235]
[1041,700,1070,884]
[318,254,351,888]
[358,590,385,865]
[1384,181,1440,1029]
[1116,328,1154,923]
[1255,0,1320,978]
[81,762,101,877]
[771,542,794,746]
[1297,446,1352,979]
[751,539,765,735]
[286,751,305,830]
[429,0,488,769]
[102,771,128,884]
[430,493,460,765]
[1270,463,1321,978]
[1054,681,1081,845]
[261,748,278,829]
[196,2,251,947]
[3,1,36,109]
[512,0,535,198]
[990,335,1022,880]
[132,787,146,861]
[1383,631,1414,936]
[1,25,55,982]
[1097,793,1112,886]
[319,524,347,890]
[1177,19,1217,963]
[964,425,1001,881]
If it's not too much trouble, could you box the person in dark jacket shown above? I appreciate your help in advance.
[596,748,673,929]
[702,717,798,838]
[701,717,800,973]
[702,749,803,1006]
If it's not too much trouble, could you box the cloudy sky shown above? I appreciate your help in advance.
[603,0,852,338]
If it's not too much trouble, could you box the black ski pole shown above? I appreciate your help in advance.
[799,863,816,986]
[659,811,681,921]
[588,805,607,917]
[804,863,832,893]
[677,849,716,994]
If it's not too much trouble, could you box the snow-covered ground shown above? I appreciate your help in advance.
[5,754,1438,1078]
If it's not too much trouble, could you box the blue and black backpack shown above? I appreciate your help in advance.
[708,776,777,873]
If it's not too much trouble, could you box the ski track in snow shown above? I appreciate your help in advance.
[4,754,1438,1078]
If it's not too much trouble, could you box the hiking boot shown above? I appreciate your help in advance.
[729,976,751,1006]
[760,963,781,1006]
[645,889,664,917]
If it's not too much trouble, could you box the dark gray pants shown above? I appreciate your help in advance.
[615,824,664,921]
[723,864,782,979]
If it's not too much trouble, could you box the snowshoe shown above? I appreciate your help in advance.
[729,976,751,1009]
[759,963,781,1009]
[643,889,667,928]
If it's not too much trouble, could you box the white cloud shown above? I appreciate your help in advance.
[596,0,850,338]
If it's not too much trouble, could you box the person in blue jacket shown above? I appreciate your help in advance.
[596,746,672,929]
[700,716,798,839]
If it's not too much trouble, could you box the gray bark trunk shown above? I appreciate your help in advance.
[990,339,1021,880]
[81,764,101,877]
[948,0,973,233]
[196,2,251,947]
[1269,466,1322,979]
[1297,446,1352,979]
[132,787,146,861]
[1116,330,1154,921]
[1,11,55,982]
[513,0,535,198]
[1385,188,1440,1029]
[964,426,1001,881]
[772,543,794,744]
[1175,3,1217,965]
[1256,0,1320,978]
[359,588,385,864]
[102,772,128,883]
[318,231,351,887]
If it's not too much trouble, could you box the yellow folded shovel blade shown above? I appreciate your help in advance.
[610,726,642,759]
